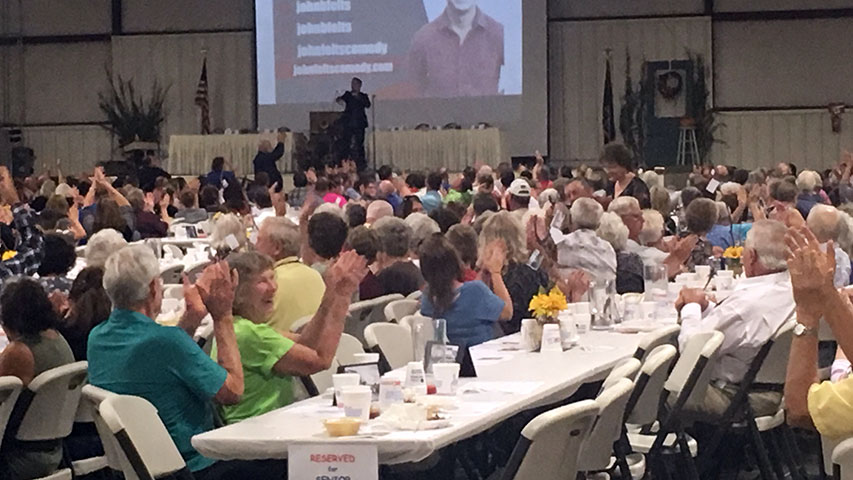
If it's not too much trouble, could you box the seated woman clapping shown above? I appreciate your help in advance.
[212,250,367,424]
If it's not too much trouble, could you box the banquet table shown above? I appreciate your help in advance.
[191,330,641,465]
[167,132,300,176]
[367,128,508,172]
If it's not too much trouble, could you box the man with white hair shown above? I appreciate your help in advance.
[609,196,696,278]
[255,217,325,333]
[88,247,283,478]
[806,204,851,287]
[551,197,616,283]
[84,228,128,269]
[675,220,795,418]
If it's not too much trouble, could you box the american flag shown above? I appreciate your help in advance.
[195,58,210,134]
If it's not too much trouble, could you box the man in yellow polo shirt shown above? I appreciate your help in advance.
[784,227,853,438]
[254,217,325,333]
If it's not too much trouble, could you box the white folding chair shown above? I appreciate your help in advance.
[406,290,423,301]
[290,314,313,333]
[0,376,23,450]
[633,325,680,362]
[161,244,184,260]
[628,331,724,479]
[833,437,853,480]
[162,284,184,300]
[193,319,215,355]
[398,313,430,332]
[580,378,635,474]
[500,400,599,480]
[335,333,365,366]
[159,264,184,285]
[625,345,678,427]
[73,385,122,477]
[601,358,641,391]
[98,394,190,480]
[384,299,420,323]
[184,259,212,283]
[364,323,414,370]
[345,294,404,343]
[12,362,88,480]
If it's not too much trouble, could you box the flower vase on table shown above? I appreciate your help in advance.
[528,287,569,350]
[723,246,744,277]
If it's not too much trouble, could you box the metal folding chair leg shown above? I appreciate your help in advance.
[746,416,777,480]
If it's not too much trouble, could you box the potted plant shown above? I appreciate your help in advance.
[98,69,170,148]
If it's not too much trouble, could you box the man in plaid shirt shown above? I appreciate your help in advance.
[0,166,45,281]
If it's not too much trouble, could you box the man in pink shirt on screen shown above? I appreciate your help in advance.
[407,0,504,98]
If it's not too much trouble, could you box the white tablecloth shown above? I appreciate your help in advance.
[191,330,641,465]
[167,133,299,176]
[367,128,508,172]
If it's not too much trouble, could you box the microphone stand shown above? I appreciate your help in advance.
[371,94,377,172]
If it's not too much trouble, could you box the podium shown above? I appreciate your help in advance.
[307,111,343,169]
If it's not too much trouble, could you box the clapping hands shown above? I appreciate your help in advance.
[196,261,238,321]
[785,227,836,318]
[326,250,368,295]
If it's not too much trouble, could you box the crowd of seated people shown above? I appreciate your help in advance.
[4,144,853,478]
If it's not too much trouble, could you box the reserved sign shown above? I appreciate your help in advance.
[288,444,378,480]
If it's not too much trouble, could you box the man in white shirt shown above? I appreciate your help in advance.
[608,196,696,278]
[675,220,794,419]
[806,204,851,287]
[552,197,616,284]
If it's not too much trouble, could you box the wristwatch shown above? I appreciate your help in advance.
[793,322,818,338]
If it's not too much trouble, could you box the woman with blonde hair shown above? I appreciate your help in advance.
[478,211,549,335]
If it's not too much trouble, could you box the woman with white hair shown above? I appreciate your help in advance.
[796,170,828,218]
[210,213,247,256]
[638,209,665,248]
[85,228,128,268]
[596,212,643,294]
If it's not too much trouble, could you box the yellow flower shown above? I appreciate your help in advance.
[529,287,568,318]
[723,246,743,259]
[2,250,17,261]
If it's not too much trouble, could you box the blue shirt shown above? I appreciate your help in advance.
[421,190,443,213]
[420,280,504,348]
[707,223,752,250]
[87,309,227,472]
[206,170,237,189]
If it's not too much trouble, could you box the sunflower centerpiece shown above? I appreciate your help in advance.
[722,246,744,277]
[529,287,569,325]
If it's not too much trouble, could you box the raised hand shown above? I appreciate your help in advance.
[785,227,836,317]
[326,250,368,295]
[196,261,238,321]
[556,269,591,303]
[480,239,507,275]
[671,234,698,264]
[182,273,208,324]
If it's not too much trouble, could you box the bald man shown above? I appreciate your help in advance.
[378,180,402,213]
[807,204,851,287]
[366,200,394,225]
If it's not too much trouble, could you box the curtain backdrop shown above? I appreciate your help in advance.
[548,17,712,162]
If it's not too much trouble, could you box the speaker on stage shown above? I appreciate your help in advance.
[11,146,35,178]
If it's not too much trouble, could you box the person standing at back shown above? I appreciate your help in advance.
[253,130,287,190]
[336,77,371,171]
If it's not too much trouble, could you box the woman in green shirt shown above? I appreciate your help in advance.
[212,250,367,423]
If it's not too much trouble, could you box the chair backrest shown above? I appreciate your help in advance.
[159,264,184,285]
[754,321,795,384]
[833,437,853,480]
[664,331,724,411]
[601,358,641,391]
[162,285,184,300]
[0,376,23,451]
[161,244,183,260]
[184,260,211,283]
[335,333,365,366]
[626,345,678,426]
[289,314,313,333]
[398,314,428,332]
[502,400,599,480]
[81,385,126,473]
[16,361,88,441]
[406,290,423,301]
[634,325,680,361]
[345,294,405,342]
[99,394,187,480]
[193,320,215,355]
[363,323,414,370]
[384,299,420,323]
[580,378,635,471]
